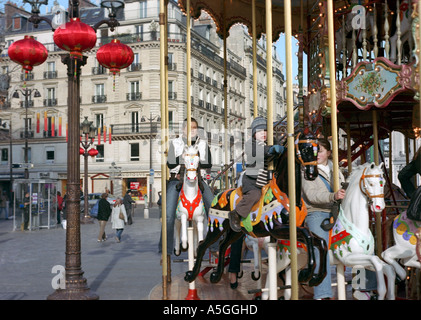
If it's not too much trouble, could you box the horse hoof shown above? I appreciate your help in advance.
[238,270,243,279]
[174,248,180,256]
[184,271,194,283]
[210,272,221,283]
[251,271,260,281]
[298,269,312,283]
[182,243,189,252]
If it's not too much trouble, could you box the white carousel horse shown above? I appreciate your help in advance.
[261,163,396,300]
[174,144,206,255]
[381,204,421,281]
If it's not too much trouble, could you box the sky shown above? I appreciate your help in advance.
[19,0,304,84]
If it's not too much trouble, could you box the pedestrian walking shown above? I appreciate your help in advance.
[56,191,63,224]
[123,190,135,225]
[0,190,9,220]
[111,198,128,242]
[97,193,112,242]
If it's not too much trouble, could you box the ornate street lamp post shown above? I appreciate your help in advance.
[12,88,41,179]
[80,117,97,224]
[23,0,124,300]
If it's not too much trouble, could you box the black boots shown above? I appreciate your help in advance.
[228,210,242,232]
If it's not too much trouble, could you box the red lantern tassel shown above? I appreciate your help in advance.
[36,113,40,133]
[59,117,62,136]
[51,116,55,137]
[103,125,106,143]
[98,126,101,144]
[44,111,47,132]
[109,127,112,144]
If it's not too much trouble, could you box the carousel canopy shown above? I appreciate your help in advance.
[178,0,348,46]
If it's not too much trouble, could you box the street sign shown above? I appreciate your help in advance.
[150,168,154,176]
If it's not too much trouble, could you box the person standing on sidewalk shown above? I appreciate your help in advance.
[22,192,30,230]
[97,193,112,242]
[56,191,63,224]
[111,198,128,242]
[123,190,135,225]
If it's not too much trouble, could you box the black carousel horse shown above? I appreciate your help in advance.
[184,132,328,287]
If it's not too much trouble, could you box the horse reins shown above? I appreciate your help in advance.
[359,167,384,203]
[295,132,318,166]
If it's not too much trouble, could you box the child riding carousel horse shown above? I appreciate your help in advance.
[228,116,285,232]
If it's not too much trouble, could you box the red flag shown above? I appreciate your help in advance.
[51,116,55,137]
[36,113,40,133]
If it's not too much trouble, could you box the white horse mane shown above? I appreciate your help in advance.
[346,162,377,185]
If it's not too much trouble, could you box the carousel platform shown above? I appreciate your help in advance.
[149,258,354,300]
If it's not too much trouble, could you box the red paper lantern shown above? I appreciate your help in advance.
[96,39,134,75]
[79,147,85,155]
[88,149,99,157]
[53,18,97,59]
[8,35,48,73]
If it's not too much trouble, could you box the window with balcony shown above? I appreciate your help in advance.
[44,88,57,107]
[128,53,141,72]
[44,62,57,79]
[93,84,106,103]
[92,60,106,75]
[168,80,176,100]
[127,81,141,101]
[131,112,140,133]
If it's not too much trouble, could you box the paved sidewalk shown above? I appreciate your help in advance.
[0,205,186,300]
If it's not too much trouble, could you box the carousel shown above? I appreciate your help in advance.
[154,0,421,300]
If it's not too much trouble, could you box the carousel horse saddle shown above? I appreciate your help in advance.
[211,178,307,230]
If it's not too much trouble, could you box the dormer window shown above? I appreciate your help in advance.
[13,16,21,30]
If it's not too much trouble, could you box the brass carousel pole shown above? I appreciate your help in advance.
[373,109,383,257]
[327,0,346,300]
[186,0,191,146]
[252,0,258,118]
[284,0,299,301]
[346,121,352,174]
[223,12,229,189]
[160,0,168,300]
[265,0,279,300]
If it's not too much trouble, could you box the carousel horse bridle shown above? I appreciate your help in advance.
[359,167,384,204]
[294,132,318,166]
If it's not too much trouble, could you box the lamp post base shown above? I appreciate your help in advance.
[81,215,94,224]
[47,287,99,300]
